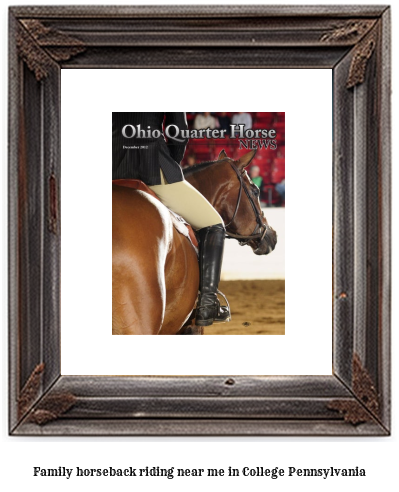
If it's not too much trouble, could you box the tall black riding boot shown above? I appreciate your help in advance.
[195,223,231,326]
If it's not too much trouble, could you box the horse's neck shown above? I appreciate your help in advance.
[185,166,221,208]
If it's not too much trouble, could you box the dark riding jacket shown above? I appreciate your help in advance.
[112,112,189,185]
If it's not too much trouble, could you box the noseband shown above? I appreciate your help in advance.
[224,163,272,246]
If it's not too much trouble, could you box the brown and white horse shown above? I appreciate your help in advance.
[112,149,277,335]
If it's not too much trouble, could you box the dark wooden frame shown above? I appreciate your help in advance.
[8,5,391,436]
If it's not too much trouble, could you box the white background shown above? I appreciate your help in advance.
[1,0,397,491]
[61,68,330,375]
[222,207,285,280]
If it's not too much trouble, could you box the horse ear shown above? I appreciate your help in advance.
[218,149,228,160]
[237,149,257,170]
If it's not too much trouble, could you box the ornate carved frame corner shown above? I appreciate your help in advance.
[8,5,391,436]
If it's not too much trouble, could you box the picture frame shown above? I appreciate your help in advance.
[8,5,391,435]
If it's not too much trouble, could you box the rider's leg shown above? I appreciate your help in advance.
[194,223,231,326]
[149,170,230,326]
[148,169,223,229]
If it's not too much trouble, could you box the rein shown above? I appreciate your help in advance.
[224,163,271,246]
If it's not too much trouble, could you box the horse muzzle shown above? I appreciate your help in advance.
[252,226,277,255]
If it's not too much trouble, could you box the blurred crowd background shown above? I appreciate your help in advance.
[181,112,285,207]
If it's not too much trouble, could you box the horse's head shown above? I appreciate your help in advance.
[216,149,278,256]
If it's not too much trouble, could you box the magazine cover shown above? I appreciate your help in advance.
[112,112,285,335]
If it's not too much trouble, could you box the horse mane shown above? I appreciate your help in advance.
[183,159,223,177]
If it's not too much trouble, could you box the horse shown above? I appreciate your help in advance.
[112,148,277,335]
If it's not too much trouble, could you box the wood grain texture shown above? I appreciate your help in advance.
[9,5,389,18]
[333,52,355,384]
[378,7,391,431]
[53,375,353,398]
[61,47,349,69]
[8,9,20,432]
[14,418,386,437]
[8,5,391,436]
[41,61,62,392]
[12,17,379,48]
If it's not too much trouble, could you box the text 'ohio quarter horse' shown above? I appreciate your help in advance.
[112,149,277,335]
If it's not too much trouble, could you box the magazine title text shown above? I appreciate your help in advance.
[121,124,276,141]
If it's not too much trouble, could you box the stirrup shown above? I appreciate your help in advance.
[194,290,231,326]
[216,289,231,320]
[211,289,231,324]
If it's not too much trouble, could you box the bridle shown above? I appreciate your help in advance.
[224,162,273,246]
